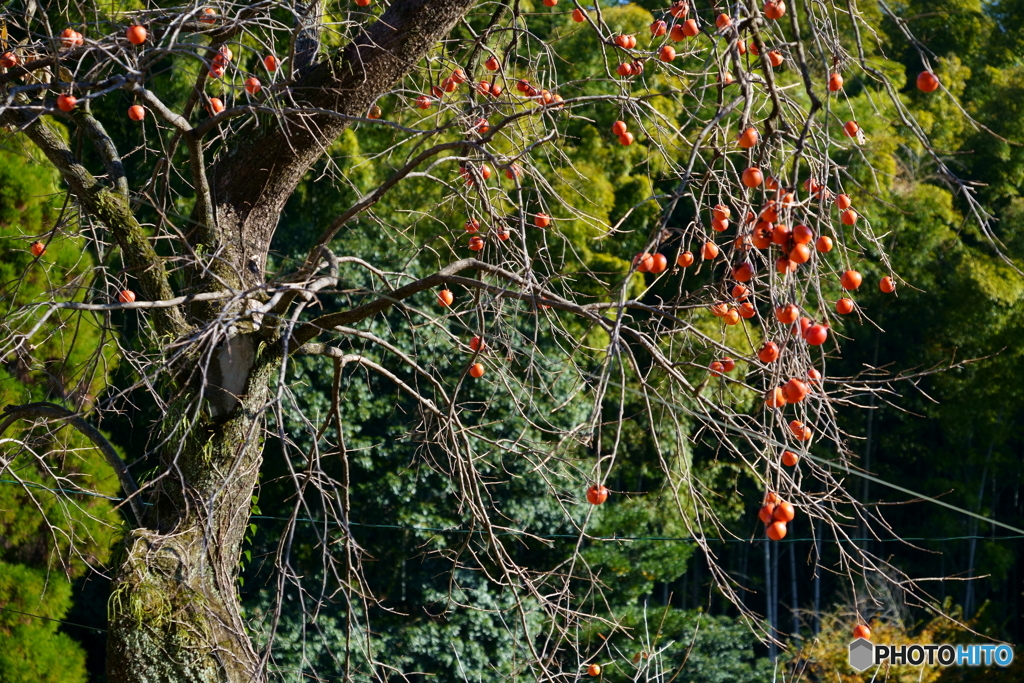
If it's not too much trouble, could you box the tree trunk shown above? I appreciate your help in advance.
[205,0,478,289]
[106,353,274,683]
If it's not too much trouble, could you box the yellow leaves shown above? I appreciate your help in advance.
[962,254,1024,306]
[799,612,942,683]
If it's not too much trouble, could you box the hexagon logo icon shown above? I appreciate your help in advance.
[849,638,874,672]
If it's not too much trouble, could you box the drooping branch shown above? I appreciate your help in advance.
[0,402,145,524]
[1,109,187,336]
[292,347,445,417]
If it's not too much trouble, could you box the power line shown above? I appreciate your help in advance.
[3,479,1022,544]
[0,605,106,634]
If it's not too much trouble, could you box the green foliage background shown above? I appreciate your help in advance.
[3,0,1024,681]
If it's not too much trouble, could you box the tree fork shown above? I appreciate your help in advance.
[207,0,479,290]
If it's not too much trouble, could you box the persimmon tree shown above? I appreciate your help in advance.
[0,0,1003,680]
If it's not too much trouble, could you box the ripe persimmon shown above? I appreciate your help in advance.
[0,52,19,68]
[775,304,799,324]
[264,54,278,72]
[587,663,602,677]
[793,224,813,244]
[766,521,787,540]
[765,387,787,408]
[752,224,772,249]
[758,504,776,524]
[773,501,795,522]
[722,357,736,372]
[669,1,689,17]
[634,253,654,273]
[764,0,786,19]
[586,485,609,505]
[470,336,485,352]
[713,204,731,221]
[738,127,759,149]
[535,213,550,228]
[739,302,756,318]
[245,77,261,94]
[804,324,827,346]
[57,94,77,112]
[468,236,484,251]
[916,71,939,93]
[716,13,732,29]
[469,362,485,378]
[677,251,694,267]
[572,8,586,21]
[709,361,725,376]
[650,20,667,36]
[484,56,499,71]
[843,121,860,137]
[681,18,699,37]
[782,450,799,466]
[742,167,763,188]
[828,72,843,91]
[770,223,790,246]
[853,624,871,640]
[836,298,854,315]
[659,45,676,62]
[701,241,719,260]
[789,243,811,264]
[611,120,628,136]
[649,253,668,274]
[126,25,148,45]
[879,276,895,293]
[782,378,808,404]
[840,269,862,290]
[767,50,784,67]
[118,289,136,303]
[438,289,454,307]
[128,105,146,121]
[619,132,635,146]
[207,97,225,114]
[815,235,833,253]
[30,241,46,257]
[733,263,753,282]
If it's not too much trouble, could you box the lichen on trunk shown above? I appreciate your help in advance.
[106,347,277,683]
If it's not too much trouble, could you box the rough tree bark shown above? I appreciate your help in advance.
[3,0,477,680]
